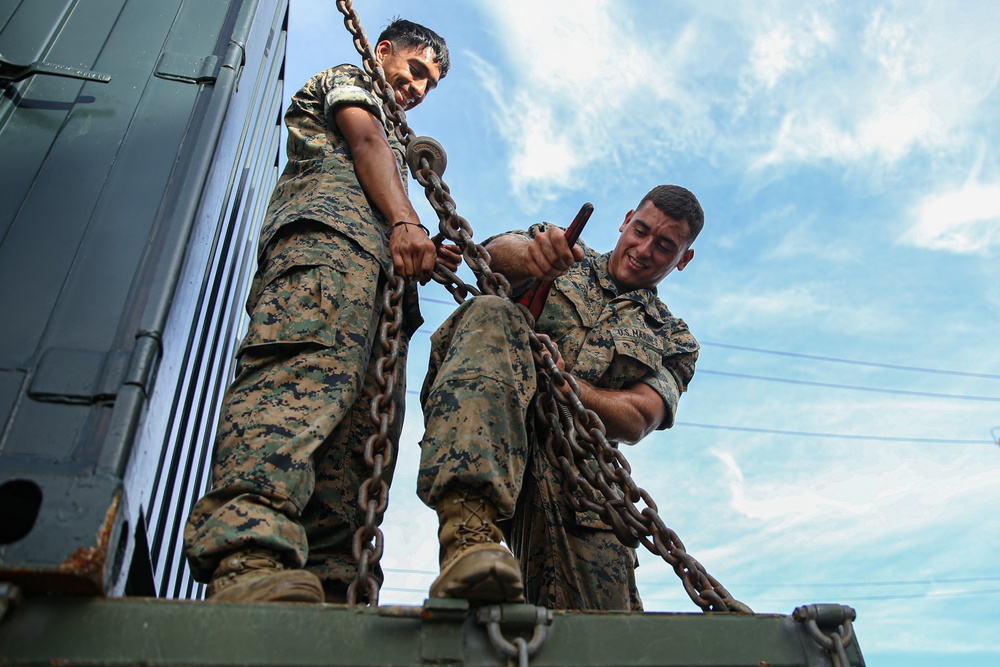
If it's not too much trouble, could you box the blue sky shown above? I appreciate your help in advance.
[284,2,1000,665]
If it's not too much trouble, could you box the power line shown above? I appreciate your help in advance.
[390,570,1000,588]
[643,588,1000,604]
[700,341,1000,380]
[418,298,1000,382]
[676,421,994,445]
[639,576,1000,603]
[796,587,1000,601]
[421,297,461,307]
[699,369,1000,403]
[384,567,436,576]
[654,575,1000,589]
[406,368,1000,404]
[401,394,993,444]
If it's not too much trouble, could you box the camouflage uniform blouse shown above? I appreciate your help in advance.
[258,64,406,272]
[516,222,699,427]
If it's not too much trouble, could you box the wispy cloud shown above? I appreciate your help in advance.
[746,5,999,171]
[904,180,1000,254]
[471,0,699,207]
[715,446,998,534]
[473,1,1000,205]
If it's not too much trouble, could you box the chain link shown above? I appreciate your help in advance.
[335,0,748,614]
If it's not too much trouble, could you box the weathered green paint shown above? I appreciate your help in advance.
[0,0,287,598]
[0,596,865,666]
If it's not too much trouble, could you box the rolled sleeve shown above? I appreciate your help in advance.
[324,84,386,127]
[643,323,699,429]
[318,65,388,129]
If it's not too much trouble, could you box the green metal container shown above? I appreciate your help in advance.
[0,0,287,598]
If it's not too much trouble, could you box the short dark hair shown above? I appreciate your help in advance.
[378,18,450,78]
[639,185,704,244]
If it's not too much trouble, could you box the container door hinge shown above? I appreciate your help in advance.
[154,52,221,84]
[29,348,132,404]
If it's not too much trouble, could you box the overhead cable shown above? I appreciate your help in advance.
[699,369,1000,403]
[700,340,1000,380]
[677,421,994,444]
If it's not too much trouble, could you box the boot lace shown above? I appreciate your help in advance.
[453,495,496,546]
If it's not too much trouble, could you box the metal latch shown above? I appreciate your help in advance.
[793,603,857,667]
[0,52,111,84]
[477,604,553,667]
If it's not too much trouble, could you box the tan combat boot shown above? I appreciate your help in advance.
[429,491,524,603]
[206,549,324,603]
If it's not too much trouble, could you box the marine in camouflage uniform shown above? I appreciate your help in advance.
[184,21,450,603]
[418,187,702,610]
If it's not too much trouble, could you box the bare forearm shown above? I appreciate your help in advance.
[335,105,435,280]
[576,379,665,444]
[485,234,535,288]
[349,130,419,224]
[486,228,584,289]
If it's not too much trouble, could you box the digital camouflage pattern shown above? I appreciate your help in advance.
[185,226,409,597]
[418,296,537,515]
[185,59,417,599]
[259,64,407,273]
[417,223,699,611]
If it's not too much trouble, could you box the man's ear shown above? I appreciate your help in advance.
[619,209,635,233]
[676,248,694,271]
[374,40,392,64]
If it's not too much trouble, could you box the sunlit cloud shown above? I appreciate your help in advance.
[749,4,999,172]
[747,13,834,89]
[715,446,999,540]
[470,0,692,206]
[904,181,1000,254]
[472,0,1000,219]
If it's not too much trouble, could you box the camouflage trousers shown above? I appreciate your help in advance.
[417,295,641,611]
[184,224,407,598]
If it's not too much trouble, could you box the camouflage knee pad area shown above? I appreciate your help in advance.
[417,296,536,515]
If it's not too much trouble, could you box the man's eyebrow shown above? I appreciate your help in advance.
[410,57,439,87]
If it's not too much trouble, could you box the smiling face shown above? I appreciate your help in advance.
[607,201,695,291]
[374,40,442,110]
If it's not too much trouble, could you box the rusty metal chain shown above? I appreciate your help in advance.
[346,271,405,605]
[336,0,508,606]
[335,0,748,614]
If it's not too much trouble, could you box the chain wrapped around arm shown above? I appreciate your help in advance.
[335,0,749,613]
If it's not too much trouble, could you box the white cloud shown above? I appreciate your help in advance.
[748,4,1000,172]
[904,181,1000,254]
[747,13,834,89]
[470,0,702,206]
[471,0,1000,208]
[688,279,910,337]
[716,446,1000,536]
